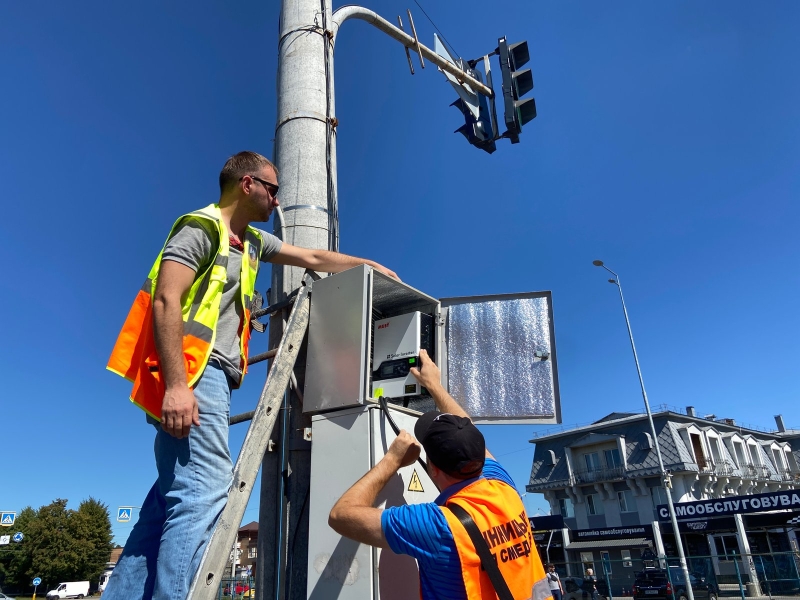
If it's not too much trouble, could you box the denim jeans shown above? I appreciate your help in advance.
[104,363,233,600]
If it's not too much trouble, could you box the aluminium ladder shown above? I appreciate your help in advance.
[187,272,315,600]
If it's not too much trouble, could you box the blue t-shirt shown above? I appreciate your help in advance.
[381,458,519,600]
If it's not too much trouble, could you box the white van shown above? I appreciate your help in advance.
[45,581,90,599]
[99,566,114,593]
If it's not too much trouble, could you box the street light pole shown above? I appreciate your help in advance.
[592,260,695,600]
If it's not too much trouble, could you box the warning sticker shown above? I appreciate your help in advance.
[408,470,424,493]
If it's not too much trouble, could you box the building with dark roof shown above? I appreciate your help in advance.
[527,407,800,594]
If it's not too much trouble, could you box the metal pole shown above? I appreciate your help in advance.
[593,261,695,600]
[331,6,492,97]
[261,0,334,596]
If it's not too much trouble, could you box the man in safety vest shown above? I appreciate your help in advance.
[104,151,397,600]
[329,349,551,600]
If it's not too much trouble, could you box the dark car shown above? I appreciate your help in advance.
[632,568,717,600]
[563,576,610,600]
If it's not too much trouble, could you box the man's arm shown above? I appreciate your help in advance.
[271,243,400,281]
[409,349,494,459]
[152,260,200,439]
[329,431,421,547]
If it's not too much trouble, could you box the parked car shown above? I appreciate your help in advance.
[632,568,717,600]
[563,576,609,600]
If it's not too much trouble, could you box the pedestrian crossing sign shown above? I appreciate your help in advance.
[117,507,132,523]
[0,512,15,527]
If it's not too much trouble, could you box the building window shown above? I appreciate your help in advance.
[749,444,761,466]
[714,535,740,560]
[604,448,622,468]
[651,485,668,509]
[248,546,257,559]
[622,549,633,567]
[581,551,595,573]
[618,490,635,513]
[772,449,785,471]
[733,442,746,467]
[559,497,574,518]
[587,494,604,516]
[708,438,722,463]
[584,452,601,472]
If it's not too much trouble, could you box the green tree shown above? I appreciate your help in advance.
[1,498,113,593]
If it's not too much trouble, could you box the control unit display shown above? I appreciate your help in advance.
[371,311,434,399]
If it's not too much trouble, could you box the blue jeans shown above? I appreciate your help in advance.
[104,363,233,600]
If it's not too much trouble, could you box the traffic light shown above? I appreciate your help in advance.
[497,37,536,143]
[451,67,496,154]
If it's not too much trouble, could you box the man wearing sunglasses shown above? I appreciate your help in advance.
[105,151,398,600]
[329,350,550,600]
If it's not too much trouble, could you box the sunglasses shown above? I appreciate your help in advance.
[241,175,279,197]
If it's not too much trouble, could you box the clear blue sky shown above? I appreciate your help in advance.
[1,1,798,545]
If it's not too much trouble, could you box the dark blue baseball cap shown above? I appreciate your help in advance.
[414,411,485,478]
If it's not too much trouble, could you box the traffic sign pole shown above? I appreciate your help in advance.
[33,576,42,600]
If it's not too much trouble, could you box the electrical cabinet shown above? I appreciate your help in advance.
[306,404,440,600]
[304,265,561,424]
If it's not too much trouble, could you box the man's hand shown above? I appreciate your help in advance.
[161,385,200,438]
[384,430,421,469]
[409,349,442,393]
[372,263,401,282]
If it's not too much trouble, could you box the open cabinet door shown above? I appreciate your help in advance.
[438,291,561,424]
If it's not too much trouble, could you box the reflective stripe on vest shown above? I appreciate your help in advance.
[440,477,551,600]
[106,204,264,419]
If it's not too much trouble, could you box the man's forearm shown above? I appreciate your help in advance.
[334,454,399,511]
[152,296,189,389]
[302,249,380,274]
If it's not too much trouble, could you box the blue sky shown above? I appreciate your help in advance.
[1,1,798,545]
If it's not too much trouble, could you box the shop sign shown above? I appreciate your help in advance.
[676,516,736,533]
[571,524,653,542]
[530,514,565,531]
[658,490,800,521]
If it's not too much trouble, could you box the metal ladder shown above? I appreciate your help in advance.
[187,272,315,600]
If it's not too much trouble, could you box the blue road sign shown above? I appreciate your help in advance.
[117,507,132,522]
[33,577,42,586]
[13,532,24,542]
[0,512,15,526]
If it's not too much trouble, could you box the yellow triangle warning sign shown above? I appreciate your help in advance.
[408,470,424,493]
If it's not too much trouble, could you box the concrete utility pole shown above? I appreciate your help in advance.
[260,2,491,598]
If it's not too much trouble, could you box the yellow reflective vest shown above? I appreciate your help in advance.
[107,204,264,420]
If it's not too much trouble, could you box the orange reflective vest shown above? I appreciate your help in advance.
[107,204,264,420]
[441,477,551,600]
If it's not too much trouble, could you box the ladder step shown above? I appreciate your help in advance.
[247,348,277,366]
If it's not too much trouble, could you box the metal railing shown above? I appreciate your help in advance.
[543,551,800,600]
[574,466,627,484]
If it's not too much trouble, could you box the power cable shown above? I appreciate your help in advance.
[413,0,462,59]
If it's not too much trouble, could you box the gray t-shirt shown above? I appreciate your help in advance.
[161,219,282,386]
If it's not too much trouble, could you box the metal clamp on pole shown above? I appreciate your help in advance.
[406,9,424,69]
[397,16,415,75]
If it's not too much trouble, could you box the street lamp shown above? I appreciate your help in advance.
[592,260,695,600]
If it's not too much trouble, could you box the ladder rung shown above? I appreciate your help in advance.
[251,288,299,319]
[247,348,277,366]
[229,410,255,425]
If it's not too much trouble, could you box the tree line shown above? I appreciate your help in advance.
[0,498,113,594]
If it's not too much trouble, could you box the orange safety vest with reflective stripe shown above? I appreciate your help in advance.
[440,477,551,600]
[106,204,264,420]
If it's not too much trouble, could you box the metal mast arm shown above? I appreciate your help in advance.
[331,5,493,97]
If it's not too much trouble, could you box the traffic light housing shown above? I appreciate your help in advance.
[497,37,536,143]
[451,68,496,154]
